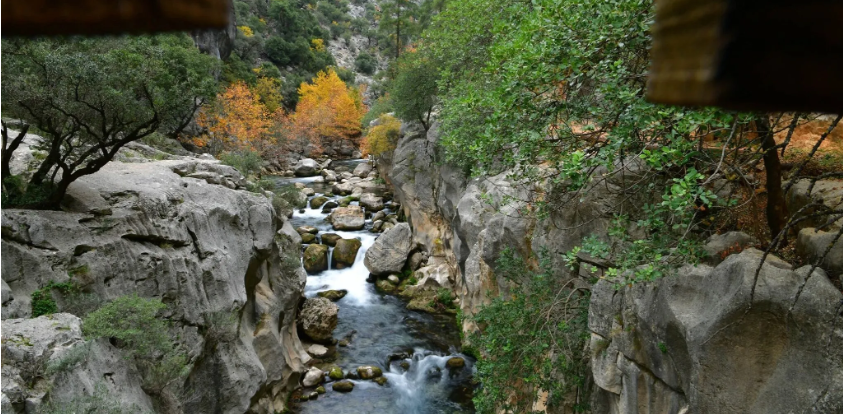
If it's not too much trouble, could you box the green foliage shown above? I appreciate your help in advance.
[31,281,77,317]
[468,248,590,413]
[658,342,668,354]
[361,95,394,128]
[389,51,439,130]
[355,52,378,75]
[1,34,218,209]
[220,150,264,178]
[46,342,91,375]
[37,383,146,414]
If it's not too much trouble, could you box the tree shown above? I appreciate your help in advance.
[292,68,366,152]
[1,34,217,209]
[196,81,276,155]
[362,114,401,156]
[378,0,418,59]
[389,51,438,131]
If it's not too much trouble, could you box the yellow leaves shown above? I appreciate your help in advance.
[362,114,401,157]
[238,26,254,38]
[311,38,325,53]
[197,81,282,154]
[253,77,284,114]
[292,68,365,151]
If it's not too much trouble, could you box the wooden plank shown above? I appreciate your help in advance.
[2,0,229,35]
[647,0,843,113]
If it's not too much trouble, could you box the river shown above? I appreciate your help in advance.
[276,160,476,414]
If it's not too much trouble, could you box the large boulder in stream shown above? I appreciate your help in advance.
[364,223,413,276]
[298,297,338,343]
[353,162,373,178]
[330,206,365,231]
[294,158,321,177]
[310,196,329,209]
[359,193,385,212]
[332,238,362,269]
[320,233,342,247]
[303,244,329,273]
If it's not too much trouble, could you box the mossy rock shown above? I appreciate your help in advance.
[375,279,397,293]
[447,357,465,369]
[301,233,317,244]
[317,289,348,301]
[332,238,362,268]
[303,244,329,273]
[321,233,342,246]
[338,197,352,207]
[374,376,388,386]
[328,366,344,380]
[316,385,326,394]
[407,296,437,313]
[332,380,354,392]
[310,196,329,209]
[356,365,383,379]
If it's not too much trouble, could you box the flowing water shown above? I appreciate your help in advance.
[275,160,476,414]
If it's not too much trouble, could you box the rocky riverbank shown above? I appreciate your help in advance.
[376,121,843,414]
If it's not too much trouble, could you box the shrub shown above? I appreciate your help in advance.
[361,114,401,157]
[355,52,378,75]
[220,150,263,178]
[46,342,91,375]
[31,281,77,317]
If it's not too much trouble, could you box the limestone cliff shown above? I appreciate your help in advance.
[1,154,309,413]
[380,122,843,414]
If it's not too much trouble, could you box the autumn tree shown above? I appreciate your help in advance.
[292,68,365,153]
[362,114,401,157]
[197,81,277,155]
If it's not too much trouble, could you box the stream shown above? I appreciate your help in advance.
[276,159,476,414]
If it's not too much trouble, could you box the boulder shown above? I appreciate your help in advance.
[321,201,338,212]
[375,279,397,293]
[306,344,330,358]
[302,188,315,196]
[353,162,373,178]
[415,262,454,289]
[589,249,843,414]
[364,223,413,276]
[297,297,338,343]
[447,357,465,369]
[407,250,429,271]
[703,231,756,265]
[294,182,306,189]
[796,228,843,278]
[321,170,338,183]
[301,233,316,244]
[332,381,354,393]
[310,196,329,209]
[387,275,400,285]
[316,289,348,301]
[360,193,385,212]
[372,211,387,222]
[327,366,344,380]
[332,238,362,269]
[331,206,365,231]
[303,244,329,273]
[294,158,321,177]
[302,367,324,387]
[356,365,383,379]
[371,220,384,233]
[297,226,319,235]
[320,233,342,247]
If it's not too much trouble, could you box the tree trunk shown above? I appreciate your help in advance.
[757,116,788,243]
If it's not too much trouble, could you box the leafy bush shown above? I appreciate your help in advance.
[362,114,401,157]
[355,52,378,75]
[31,281,77,317]
[468,249,590,413]
[220,150,263,178]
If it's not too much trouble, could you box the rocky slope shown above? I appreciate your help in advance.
[1,142,310,413]
[379,122,843,413]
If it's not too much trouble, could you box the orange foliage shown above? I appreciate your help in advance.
[292,68,365,152]
[196,81,280,154]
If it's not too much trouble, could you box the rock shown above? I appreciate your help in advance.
[399,361,410,370]
[359,193,385,212]
[302,188,315,196]
[331,206,365,231]
[338,339,349,347]
[446,357,465,369]
[375,279,397,293]
[301,233,316,244]
[387,275,400,284]
[302,367,324,387]
[353,162,373,178]
[307,391,319,400]
[381,222,395,232]
[321,201,339,212]
[589,249,843,414]
[364,223,413,276]
[415,263,455,289]
[320,233,342,247]
[371,220,384,233]
[307,344,330,358]
[295,182,306,189]
[303,244,329,273]
[315,386,326,394]
[338,197,352,207]
[294,158,321,177]
[703,231,757,265]
[374,377,388,386]
[322,170,338,183]
[328,366,344,380]
[316,289,348,301]
[0,158,309,414]
[356,366,383,379]
[796,228,843,278]
[310,196,329,209]
[297,226,319,235]
[407,250,428,271]
[297,297,338,343]
[332,381,354,393]
[406,297,437,313]
[372,211,387,222]
[332,238,362,269]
